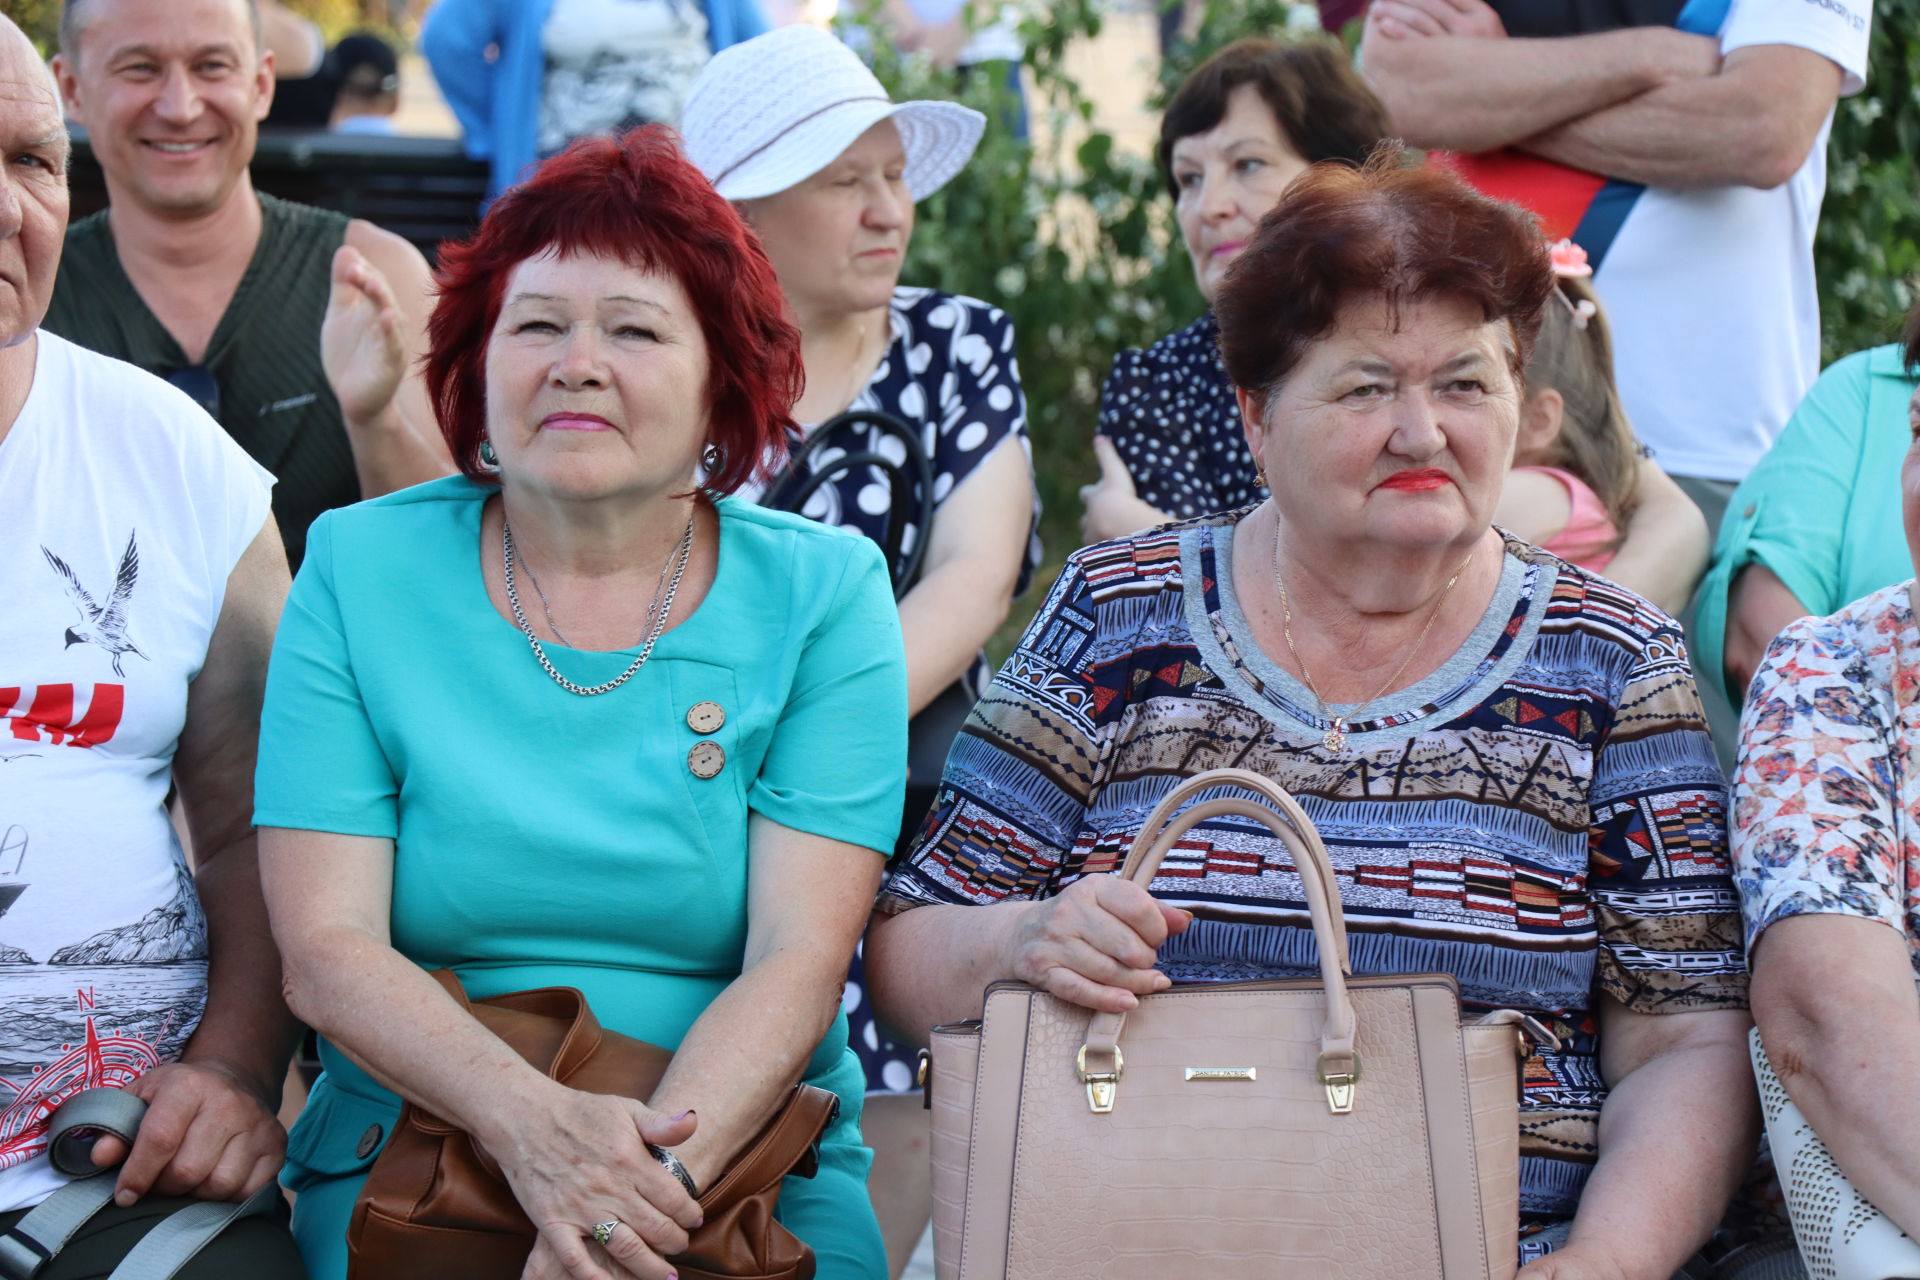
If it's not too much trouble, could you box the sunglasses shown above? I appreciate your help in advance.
[164,365,221,421]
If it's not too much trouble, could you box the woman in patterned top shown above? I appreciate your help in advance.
[1734,344,1920,1243]
[1082,38,1711,615]
[870,153,1757,1275]
[681,26,1040,1274]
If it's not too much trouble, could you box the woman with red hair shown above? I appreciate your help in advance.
[870,151,1755,1275]
[252,127,903,1280]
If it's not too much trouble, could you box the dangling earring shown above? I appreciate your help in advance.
[480,439,499,468]
[1255,465,1269,490]
[702,443,723,473]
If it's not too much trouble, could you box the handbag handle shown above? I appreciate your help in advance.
[1077,768,1360,1116]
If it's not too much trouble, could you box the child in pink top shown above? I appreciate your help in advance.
[1498,242,1639,573]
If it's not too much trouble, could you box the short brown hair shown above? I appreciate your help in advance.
[1157,37,1389,199]
[1215,147,1555,401]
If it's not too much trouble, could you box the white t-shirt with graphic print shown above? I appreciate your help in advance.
[0,330,272,1213]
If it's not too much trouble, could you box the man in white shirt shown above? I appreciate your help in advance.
[1362,0,1873,532]
[0,14,304,1273]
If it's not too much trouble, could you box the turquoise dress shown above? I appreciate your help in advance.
[254,476,904,1280]
[1694,343,1919,706]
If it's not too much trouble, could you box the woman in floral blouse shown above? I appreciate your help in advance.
[1734,384,1920,1240]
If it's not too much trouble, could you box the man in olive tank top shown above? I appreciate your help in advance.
[43,0,451,568]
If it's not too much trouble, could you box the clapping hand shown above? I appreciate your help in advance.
[321,243,410,429]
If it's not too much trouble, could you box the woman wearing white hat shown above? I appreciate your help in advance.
[682,25,1040,1275]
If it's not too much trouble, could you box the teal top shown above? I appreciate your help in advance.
[254,475,903,1279]
[1695,343,1918,706]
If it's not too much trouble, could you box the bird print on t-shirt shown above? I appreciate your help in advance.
[41,532,146,677]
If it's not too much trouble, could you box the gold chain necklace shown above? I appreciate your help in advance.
[1272,517,1474,753]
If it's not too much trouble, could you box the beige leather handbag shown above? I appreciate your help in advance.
[923,768,1555,1280]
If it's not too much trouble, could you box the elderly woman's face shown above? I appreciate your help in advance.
[1244,293,1521,553]
[1172,85,1310,307]
[740,120,912,321]
[483,248,711,503]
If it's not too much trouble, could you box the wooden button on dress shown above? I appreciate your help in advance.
[688,741,725,779]
[356,1124,384,1159]
[687,701,726,734]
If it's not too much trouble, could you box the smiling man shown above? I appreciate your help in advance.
[42,0,449,569]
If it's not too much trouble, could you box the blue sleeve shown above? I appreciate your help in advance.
[748,537,907,856]
[420,0,505,160]
[253,515,399,838]
[706,0,770,49]
[1693,350,1873,704]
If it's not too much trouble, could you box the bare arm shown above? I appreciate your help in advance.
[1751,913,1920,1239]
[264,825,702,1279]
[1723,564,1810,702]
[643,817,883,1187]
[866,878,1191,1047]
[93,520,301,1204]
[1360,7,1717,155]
[1522,1002,1757,1278]
[1522,44,1846,190]
[327,222,455,498]
[896,436,1032,715]
[1493,467,1574,547]
[1600,459,1708,616]
[1080,434,1172,544]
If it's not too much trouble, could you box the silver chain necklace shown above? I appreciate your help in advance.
[501,512,694,696]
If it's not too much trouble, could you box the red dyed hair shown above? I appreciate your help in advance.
[1215,146,1554,402]
[426,126,803,495]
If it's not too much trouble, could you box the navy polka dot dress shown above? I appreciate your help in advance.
[1097,312,1269,517]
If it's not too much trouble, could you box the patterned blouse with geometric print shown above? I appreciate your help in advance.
[1735,580,1920,971]
[880,512,1750,1238]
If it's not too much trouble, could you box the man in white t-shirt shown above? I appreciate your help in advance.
[1361,0,1873,531]
[0,16,304,1273]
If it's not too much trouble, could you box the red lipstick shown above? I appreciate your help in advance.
[1378,469,1452,492]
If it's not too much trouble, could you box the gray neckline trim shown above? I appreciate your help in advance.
[1179,519,1551,749]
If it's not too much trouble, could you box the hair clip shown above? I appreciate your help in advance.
[1548,239,1592,278]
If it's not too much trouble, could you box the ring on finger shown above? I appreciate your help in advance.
[591,1219,620,1247]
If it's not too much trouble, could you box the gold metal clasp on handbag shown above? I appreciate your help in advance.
[1076,1045,1124,1114]
[1315,1053,1361,1115]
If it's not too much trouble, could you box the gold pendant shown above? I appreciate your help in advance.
[1323,720,1348,752]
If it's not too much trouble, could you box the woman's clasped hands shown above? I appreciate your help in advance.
[1007,874,1194,1014]
[488,1084,703,1280]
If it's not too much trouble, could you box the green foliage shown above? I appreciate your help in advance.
[1815,0,1920,362]
[12,0,61,55]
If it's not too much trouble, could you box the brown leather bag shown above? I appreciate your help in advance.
[925,768,1558,1280]
[345,970,838,1280]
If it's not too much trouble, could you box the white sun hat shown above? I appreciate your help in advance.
[681,24,987,202]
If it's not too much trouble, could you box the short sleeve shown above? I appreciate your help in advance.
[878,557,1104,912]
[1733,615,1909,950]
[1692,351,1871,703]
[748,536,908,856]
[1721,0,1871,96]
[934,301,1027,494]
[254,514,401,837]
[1587,619,1749,1013]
